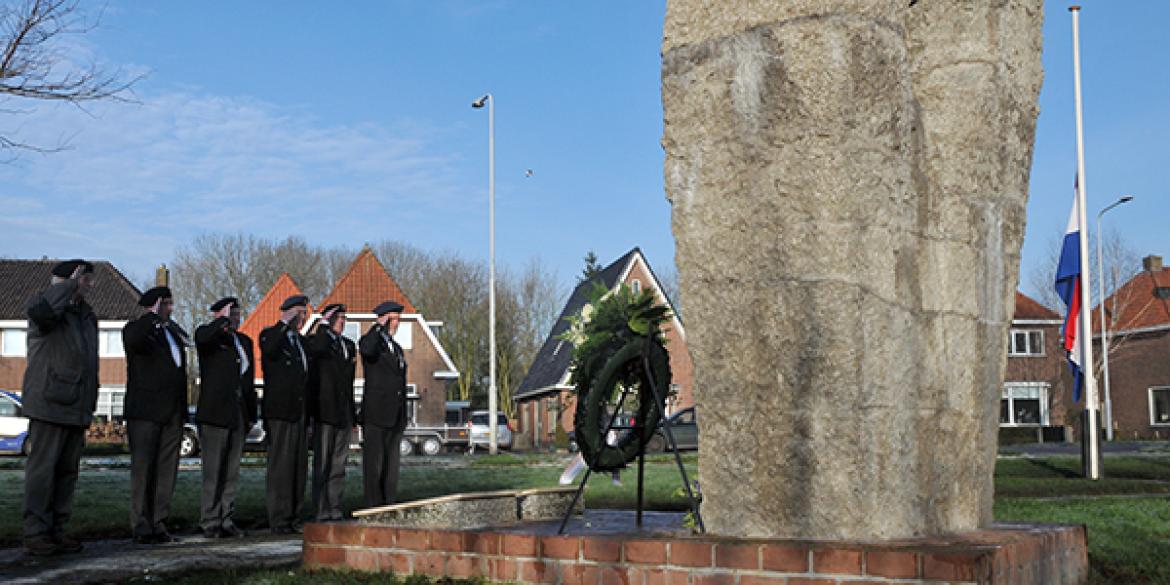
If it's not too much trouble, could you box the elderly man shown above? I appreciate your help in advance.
[122,286,189,544]
[308,303,357,521]
[260,294,311,533]
[21,260,98,556]
[194,297,256,539]
[359,300,410,507]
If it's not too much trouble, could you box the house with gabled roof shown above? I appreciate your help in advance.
[1087,254,1170,439]
[0,259,143,421]
[1000,291,1074,443]
[513,248,694,450]
[240,247,458,426]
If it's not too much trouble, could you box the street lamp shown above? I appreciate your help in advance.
[472,93,498,454]
[1096,194,1133,442]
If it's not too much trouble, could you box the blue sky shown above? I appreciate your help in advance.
[0,1,1165,304]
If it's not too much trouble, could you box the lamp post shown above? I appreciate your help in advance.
[472,93,498,454]
[1096,194,1133,442]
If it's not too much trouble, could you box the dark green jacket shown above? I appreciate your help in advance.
[20,280,99,428]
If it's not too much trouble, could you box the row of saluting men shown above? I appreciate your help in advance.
[19,259,411,556]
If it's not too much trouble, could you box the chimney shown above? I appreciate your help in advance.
[1143,255,1164,273]
[155,264,170,287]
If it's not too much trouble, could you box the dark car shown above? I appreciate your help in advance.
[645,407,698,452]
[180,406,267,458]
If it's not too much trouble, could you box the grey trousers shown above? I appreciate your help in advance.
[311,422,351,521]
[266,417,308,530]
[127,418,182,537]
[362,424,404,508]
[199,422,244,532]
[23,420,85,538]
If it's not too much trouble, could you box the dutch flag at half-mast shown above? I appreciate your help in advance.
[1054,179,1085,402]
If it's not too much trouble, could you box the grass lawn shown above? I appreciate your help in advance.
[1,452,1167,583]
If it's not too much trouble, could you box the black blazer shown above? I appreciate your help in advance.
[259,321,311,422]
[358,324,408,430]
[194,317,257,429]
[122,312,188,424]
[307,323,357,427]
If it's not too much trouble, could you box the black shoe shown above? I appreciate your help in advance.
[24,535,58,556]
[202,528,223,539]
[291,523,304,535]
[154,531,178,544]
[220,524,246,538]
[270,526,292,535]
[133,534,157,545]
[53,534,83,554]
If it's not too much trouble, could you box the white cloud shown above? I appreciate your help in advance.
[0,89,474,274]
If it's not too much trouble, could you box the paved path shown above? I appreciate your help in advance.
[0,533,301,584]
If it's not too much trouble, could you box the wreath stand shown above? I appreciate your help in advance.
[557,337,705,534]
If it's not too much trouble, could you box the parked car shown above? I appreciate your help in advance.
[180,406,267,458]
[567,412,639,453]
[468,410,513,451]
[0,390,30,456]
[646,407,699,452]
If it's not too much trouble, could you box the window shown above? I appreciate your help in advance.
[1,328,27,357]
[342,321,361,343]
[0,395,19,417]
[99,329,124,358]
[631,279,642,295]
[1150,387,1170,426]
[1007,329,1044,356]
[96,386,126,420]
[391,321,412,349]
[1000,383,1049,426]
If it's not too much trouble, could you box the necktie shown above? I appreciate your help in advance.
[232,333,249,376]
[163,327,182,368]
[290,332,307,371]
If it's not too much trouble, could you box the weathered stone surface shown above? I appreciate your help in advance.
[353,488,583,529]
[663,1,1043,539]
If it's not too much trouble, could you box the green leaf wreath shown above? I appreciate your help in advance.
[559,283,673,471]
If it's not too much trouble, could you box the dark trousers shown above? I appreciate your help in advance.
[199,422,244,532]
[312,422,351,521]
[23,420,85,538]
[266,417,308,529]
[362,424,404,508]
[127,418,182,537]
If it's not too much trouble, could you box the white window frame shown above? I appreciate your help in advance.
[96,385,126,421]
[1000,382,1049,426]
[342,321,361,343]
[1149,387,1170,427]
[98,328,125,358]
[1007,329,1045,357]
[630,279,642,295]
[1,327,27,357]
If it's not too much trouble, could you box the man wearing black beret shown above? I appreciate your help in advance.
[122,286,190,544]
[260,294,312,533]
[359,300,409,507]
[307,303,357,521]
[21,260,97,555]
[194,297,257,539]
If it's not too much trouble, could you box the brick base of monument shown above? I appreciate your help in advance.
[302,515,1088,585]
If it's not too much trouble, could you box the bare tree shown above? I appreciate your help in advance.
[0,0,140,153]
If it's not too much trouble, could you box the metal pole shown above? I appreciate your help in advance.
[1096,196,1133,442]
[1070,5,1100,480]
[488,94,498,455]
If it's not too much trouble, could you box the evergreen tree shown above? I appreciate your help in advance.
[579,250,602,283]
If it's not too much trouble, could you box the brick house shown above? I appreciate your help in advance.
[238,248,458,425]
[1000,291,1075,443]
[1089,254,1170,439]
[0,259,143,421]
[513,248,694,450]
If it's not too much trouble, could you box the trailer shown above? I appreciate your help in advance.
[400,423,471,456]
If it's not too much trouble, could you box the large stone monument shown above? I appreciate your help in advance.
[663,1,1044,539]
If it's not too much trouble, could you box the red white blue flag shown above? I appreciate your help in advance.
[1054,182,1084,402]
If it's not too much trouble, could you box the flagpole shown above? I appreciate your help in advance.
[1070,5,1101,480]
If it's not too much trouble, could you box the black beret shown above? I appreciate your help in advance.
[374,301,405,316]
[139,286,172,307]
[280,295,309,311]
[321,303,346,315]
[209,297,238,312]
[51,259,95,278]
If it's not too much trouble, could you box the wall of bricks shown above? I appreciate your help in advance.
[303,522,1088,585]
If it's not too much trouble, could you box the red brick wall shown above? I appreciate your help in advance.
[349,317,450,426]
[1003,321,1073,428]
[1098,330,1170,439]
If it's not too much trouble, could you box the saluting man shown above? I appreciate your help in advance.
[359,301,410,507]
[21,260,97,556]
[122,286,189,544]
[260,294,311,533]
[307,303,357,521]
[194,297,256,539]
